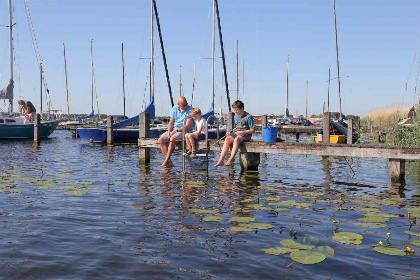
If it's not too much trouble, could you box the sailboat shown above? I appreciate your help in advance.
[0,0,58,139]
[77,0,161,143]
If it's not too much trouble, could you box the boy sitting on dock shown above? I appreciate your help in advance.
[215,100,255,167]
[185,107,207,157]
[159,96,193,167]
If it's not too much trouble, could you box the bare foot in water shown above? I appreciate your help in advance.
[214,161,224,167]
[161,160,173,167]
[225,160,233,166]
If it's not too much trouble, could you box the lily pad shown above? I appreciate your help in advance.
[0,189,23,193]
[230,226,253,232]
[248,204,272,211]
[303,235,319,246]
[410,240,420,247]
[274,208,290,212]
[373,246,406,256]
[262,247,299,255]
[203,216,223,222]
[79,181,93,185]
[35,184,53,189]
[238,223,274,229]
[332,232,363,245]
[354,222,387,228]
[189,209,218,214]
[404,231,420,237]
[280,239,315,250]
[290,251,326,265]
[357,216,389,223]
[264,197,281,202]
[64,190,87,196]
[230,216,255,223]
[316,246,335,257]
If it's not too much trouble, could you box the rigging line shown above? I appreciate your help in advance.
[405,35,420,90]
[199,0,213,58]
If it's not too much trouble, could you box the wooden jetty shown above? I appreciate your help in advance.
[136,112,419,181]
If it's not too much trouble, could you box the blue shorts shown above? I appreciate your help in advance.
[230,132,251,142]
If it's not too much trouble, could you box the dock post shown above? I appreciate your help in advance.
[227,112,235,133]
[323,112,330,144]
[107,115,114,145]
[239,152,260,171]
[390,159,405,181]
[347,118,353,145]
[262,115,268,140]
[139,112,150,164]
[34,113,41,143]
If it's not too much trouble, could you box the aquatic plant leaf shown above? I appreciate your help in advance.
[303,235,319,246]
[203,216,223,222]
[280,239,315,250]
[189,209,218,214]
[108,181,129,186]
[404,231,420,237]
[332,232,363,245]
[274,208,291,212]
[262,247,299,255]
[268,200,312,208]
[79,181,93,185]
[373,247,406,256]
[64,190,87,196]
[357,216,389,223]
[0,189,23,193]
[248,204,272,211]
[238,223,274,229]
[359,208,381,213]
[230,216,255,223]
[234,208,252,213]
[290,251,326,265]
[264,197,281,202]
[353,222,386,228]
[410,240,420,247]
[35,184,53,189]
[230,226,253,232]
[240,199,253,203]
[316,246,335,257]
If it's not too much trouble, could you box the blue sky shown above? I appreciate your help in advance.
[0,0,419,117]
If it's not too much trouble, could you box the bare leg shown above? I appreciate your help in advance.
[190,134,198,153]
[158,136,168,159]
[215,136,234,167]
[225,136,244,166]
[162,137,177,167]
[185,133,192,152]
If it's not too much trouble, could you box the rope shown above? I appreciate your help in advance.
[405,35,420,90]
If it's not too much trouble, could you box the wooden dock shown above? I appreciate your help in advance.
[278,125,321,134]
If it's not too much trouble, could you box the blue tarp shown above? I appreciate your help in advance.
[202,103,215,125]
[101,97,155,129]
[79,109,94,119]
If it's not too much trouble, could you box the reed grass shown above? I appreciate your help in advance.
[362,106,411,127]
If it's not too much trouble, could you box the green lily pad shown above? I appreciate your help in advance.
[264,197,281,202]
[280,239,315,250]
[35,184,53,189]
[108,181,129,186]
[332,232,363,245]
[64,190,87,196]
[262,247,299,255]
[248,204,272,211]
[274,208,291,212]
[203,216,223,222]
[303,235,319,245]
[373,246,406,256]
[410,240,420,247]
[240,198,253,203]
[404,231,420,237]
[238,223,274,229]
[357,216,389,223]
[230,226,253,232]
[354,222,387,228]
[290,251,326,265]
[230,216,255,223]
[359,208,381,213]
[316,246,335,257]
[189,209,218,214]
[79,181,93,185]
[0,189,23,193]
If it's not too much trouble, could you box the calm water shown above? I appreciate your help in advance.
[0,131,419,279]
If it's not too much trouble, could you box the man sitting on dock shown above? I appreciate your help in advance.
[215,100,255,167]
[17,100,36,122]
[159,96,193,167]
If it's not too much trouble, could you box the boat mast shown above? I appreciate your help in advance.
[286,57,289,116]
[191,62,196,106]
[63,43,70,120]
[327,66,331,112]
[8,0,13,114]
[122,43,126,118]
[236,40,239,101]
[151,0,154,100]
[179,65,182,96]
[333,0,342,117]
[90,39,94,114]
[212,0,215,106]
[306,80,308,120]
[40,62,43,118]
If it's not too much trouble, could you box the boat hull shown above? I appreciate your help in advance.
[77,128,165,143]
[0,121,59,139]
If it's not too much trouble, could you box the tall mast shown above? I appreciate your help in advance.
[306,80,308,120]
[333,0,342,117]
[90,39,94,113]
[122,43,126,117]
[191,62,196,106]
[150,0,154,99]
[286,57,289,114]
[211,0,215,106]
[8,0,13,113]
[40,62,43,117]
[63,43,70,120]
[179,65,182,96]
[327,66,331,112]
[236,40,239,101]
[242,54,245,99]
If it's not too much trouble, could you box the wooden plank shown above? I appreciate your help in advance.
[138,138,420,160]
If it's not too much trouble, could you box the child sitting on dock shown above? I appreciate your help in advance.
[185,107,207,157]
[215,100,255,166]
[17,100,37,122]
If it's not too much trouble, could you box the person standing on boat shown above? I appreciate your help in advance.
[215,100,255,167]
[17,100,37,122]
[159,96,193,167]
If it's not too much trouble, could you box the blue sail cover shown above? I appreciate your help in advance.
[202,103,215,125]
[79,109,94,119]
[101,97,155,129]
